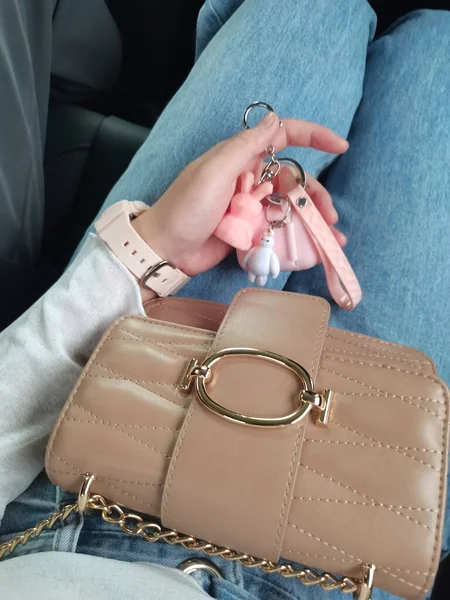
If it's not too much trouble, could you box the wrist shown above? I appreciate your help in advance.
[95,201,190,300]
[131,207,184,272]
[130,208,186,304]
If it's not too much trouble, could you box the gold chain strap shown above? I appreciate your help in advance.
[0,484,373,598]
[0,502,78,560]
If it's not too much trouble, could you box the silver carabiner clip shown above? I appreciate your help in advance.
[265,192,291,230]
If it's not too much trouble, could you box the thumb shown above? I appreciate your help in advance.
[210,112,280,178]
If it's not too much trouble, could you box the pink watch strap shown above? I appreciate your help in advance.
[95,201,190,297]
[287,186,362,310]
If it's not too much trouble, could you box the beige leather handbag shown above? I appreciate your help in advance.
[4,290,449,600]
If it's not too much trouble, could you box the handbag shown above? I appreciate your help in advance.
[2,289,448,600]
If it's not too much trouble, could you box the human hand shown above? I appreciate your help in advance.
[132,112,348,277]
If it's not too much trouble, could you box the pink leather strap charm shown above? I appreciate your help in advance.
[287,186,362,310]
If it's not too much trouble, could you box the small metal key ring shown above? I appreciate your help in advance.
[277,157,307,189]
[242,101,275,129]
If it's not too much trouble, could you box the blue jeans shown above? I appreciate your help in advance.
[2,2,450,599]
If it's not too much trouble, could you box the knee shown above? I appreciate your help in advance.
[385,10,450,67]
[284,0,376,43]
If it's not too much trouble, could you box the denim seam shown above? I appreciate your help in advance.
[207,0,224,27]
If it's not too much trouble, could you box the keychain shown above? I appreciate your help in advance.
[214,172,272,251]
[242,195,290,285]
[214,103,281,251]
[216,102,362,308]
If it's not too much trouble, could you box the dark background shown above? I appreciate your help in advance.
[102,0,450,127]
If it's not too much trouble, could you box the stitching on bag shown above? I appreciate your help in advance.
[47,316,131,477]
[48,453,155,508]
[304,439,438,471]
[322,368,445,419]
[292,493,430,531]
[327,330,434,364]
[48,465,81,475]
[382,573,423,590]
[286,524,426,582]
[283,548,354,563]
[420,382,449,599]
[119,325,214,345]
[273,293,328,558]
[323,347,427,367]
[294,497,437,513]
[148,341,211,348]
[46,314,188,510]
[72,403,180,432]
[311,297,328,375]
[161,401,197,523]
[86,373,186,409]
[101,477,162,488]
[336,388,444,406]
[299,464,431,528]
[145,299,223,324]
[209,289,329,559]
[323,355,442,380]
[332,421,443,455]
[284,548,432,578]
[67,413,178,437]
[47,467,163,488]
[326,333,430,364]
[47,459,82,475]
[63,414,171,459]
[109,335,194,360]
[120,314,218,334]
[94,360,182,391]
[100,481,154,508]
[65,414,176,441]
[273,417,305,558]
[161,290,234,537]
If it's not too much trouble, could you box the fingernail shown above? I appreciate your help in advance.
[331,207,339,223]
[340,139,349,150]
[257,112,277,128]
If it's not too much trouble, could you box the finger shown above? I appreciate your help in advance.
[272,119,349,155]
[330,225,347,248]
[207,112,281,178]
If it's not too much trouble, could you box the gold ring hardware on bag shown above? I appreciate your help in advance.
[179,348,333,427]
[0,474,374,599]
[77,472,96,513]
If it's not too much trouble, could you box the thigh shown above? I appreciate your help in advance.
[0,0,55,264]
[284,14,450,599]
[285,9,450,382]
[89,0,376,303]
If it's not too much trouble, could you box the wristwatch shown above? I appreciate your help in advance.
[95,200,190,297]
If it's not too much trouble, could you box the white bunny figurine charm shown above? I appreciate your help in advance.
[242,229,280,286]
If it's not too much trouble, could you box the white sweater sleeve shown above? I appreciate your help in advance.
[0,234,146,523]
